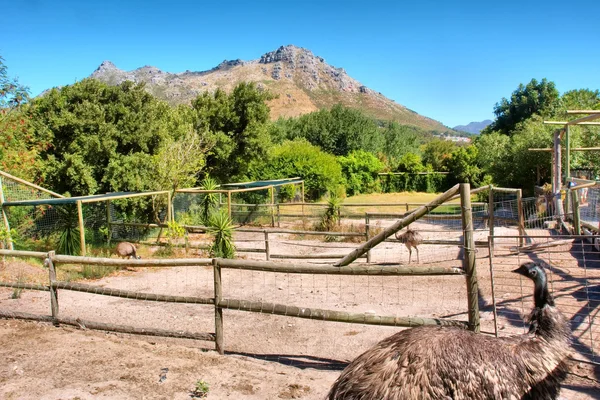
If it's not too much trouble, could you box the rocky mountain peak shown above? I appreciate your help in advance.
[94,60,119,73]
[86,45,451,132]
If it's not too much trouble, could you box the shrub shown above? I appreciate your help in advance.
[337,150,384,196]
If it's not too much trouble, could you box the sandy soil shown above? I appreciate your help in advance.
[1,223,599,399]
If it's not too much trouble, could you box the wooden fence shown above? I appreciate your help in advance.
[0,185,483,354]
[0,249,469,355]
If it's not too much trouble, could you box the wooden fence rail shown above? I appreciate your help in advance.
[0,249,470,355]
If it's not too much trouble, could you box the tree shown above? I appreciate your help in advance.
[381,122,423,167]
[421,139,457,172]
[192,82,274,182]
[446,145,487,187]
[248,139,343,201]
[0,56,29,108]
[272,104,383,156]
[30,79,200,196]
[337,150,384,196]
[0,56,46,181]
[485,78,560,135]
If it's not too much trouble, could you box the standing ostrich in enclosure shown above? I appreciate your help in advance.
[328,262,572,400]
[114,242,141,259]
[394,228,422,264]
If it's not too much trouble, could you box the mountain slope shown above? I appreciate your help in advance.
[453,119,492,134]
[90,45,451,132]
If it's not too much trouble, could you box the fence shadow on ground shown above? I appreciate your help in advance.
[227,351,347,371]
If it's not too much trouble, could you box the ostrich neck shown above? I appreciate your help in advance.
[533,276,552,308]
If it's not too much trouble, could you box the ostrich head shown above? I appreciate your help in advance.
[513,262,554,308]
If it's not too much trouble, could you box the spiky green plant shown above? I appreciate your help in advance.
[56,205,81,255]
[319,194,342,232]
[206,210,235,258]
[200,176,219,225]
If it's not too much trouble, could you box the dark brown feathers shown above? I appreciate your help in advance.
[328,263,572,400]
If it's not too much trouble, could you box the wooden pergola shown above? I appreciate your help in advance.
[529,110,600,190]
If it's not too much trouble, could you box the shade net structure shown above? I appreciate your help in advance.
[2,183,169,255]
[174,178,304,227]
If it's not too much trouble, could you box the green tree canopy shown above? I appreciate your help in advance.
[421,139,457,172]
[272,104,383,156]
[337,150,384,196]
[248,139,343,201]
[192,82,274,182]
[30,79,198,195]
[0,56,47,181]
[486,78,560,135]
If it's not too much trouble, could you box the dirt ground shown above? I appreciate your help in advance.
[1,223,599,399]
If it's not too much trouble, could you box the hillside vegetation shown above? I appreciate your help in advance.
[2,55,600,206]
[90,45,452,133]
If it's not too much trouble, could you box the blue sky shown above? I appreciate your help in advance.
[2,0,599,128]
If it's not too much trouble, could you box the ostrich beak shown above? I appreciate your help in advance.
[512,263,533,276]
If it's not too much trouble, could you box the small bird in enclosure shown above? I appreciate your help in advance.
[394,228,422,264]
[114,242,141,259]
[327,262,572,400]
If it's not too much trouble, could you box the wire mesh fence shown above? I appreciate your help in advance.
[484,235,599,365]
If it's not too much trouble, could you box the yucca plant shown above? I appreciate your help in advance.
[199,176,219,225]
[206,210,235,258]
[56,205,81,255]
[318,194,342,232]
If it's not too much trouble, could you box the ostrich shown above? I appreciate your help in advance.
[328,262,572,400]
[114,242,141,259]
[394,228,422,264]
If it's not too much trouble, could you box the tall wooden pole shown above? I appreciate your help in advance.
[565,125,571,184]
[553,130,565,222]
[460,183,480,332]
[76,200,86,256]
[334,184,460,267]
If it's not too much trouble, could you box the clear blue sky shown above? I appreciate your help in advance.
[2,0,599,128]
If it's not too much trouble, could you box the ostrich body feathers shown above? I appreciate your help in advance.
[328,263,571,400]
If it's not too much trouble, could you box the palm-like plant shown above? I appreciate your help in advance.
[200,176,219,225]
[56,205,81,255]
[206,210,235,258]
[319,194,342,232]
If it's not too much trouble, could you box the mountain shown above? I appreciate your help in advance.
[90,45,451,132]
[453,120,492,134]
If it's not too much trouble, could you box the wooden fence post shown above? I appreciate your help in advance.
[571,189,581,235]
[227,192,232,221]
[212,258,224,354]
[365,213,371,263]
[460,183,480,333]
[277,204,280,227]
[487,237,499,338]
[76,200,86,256]
[106,200,112,245]
[516,189,525,247]
[0,177,14,251]
[264,231,270,261]
[47,251,59,326]
[488,185,494,239]
[270,186,275,227]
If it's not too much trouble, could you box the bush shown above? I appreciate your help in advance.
[249,139,343,201]
[337,150,383,196]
